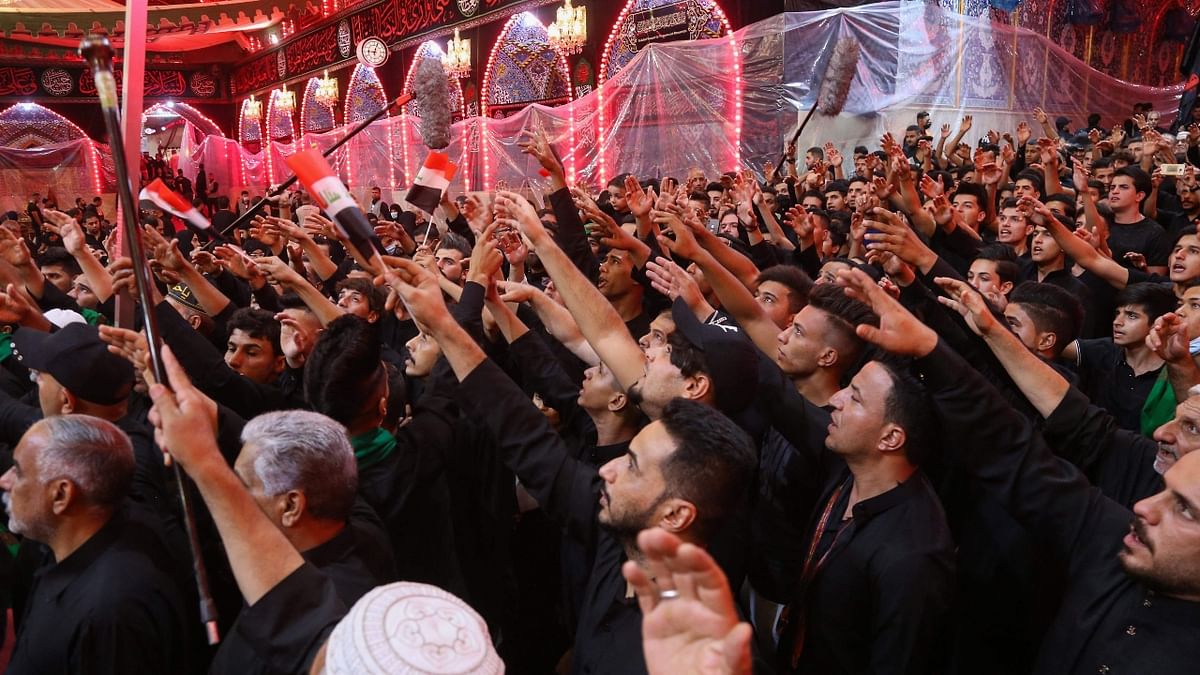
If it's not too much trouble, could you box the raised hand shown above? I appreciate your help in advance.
[1147,312,1191,364]
[1032,107,1048,125]
[863,207,936,270]
[654,209,703,260]
[381,257,454,332]
[147,345,221,469]
[467,222,505,285]
[42,209,88,256]
[933,276,1003,337]
[940,123,952,140]
[1016,121,1032,145]
[626,175,655,219]
[959,114,973,134]
[518,129,565,177]
[623,529,752,675]
[836,267,938,357]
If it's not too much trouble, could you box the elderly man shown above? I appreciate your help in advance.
[0,415,191,673]
[209,409,397,674]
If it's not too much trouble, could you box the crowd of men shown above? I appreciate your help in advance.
[1,101,1199,675]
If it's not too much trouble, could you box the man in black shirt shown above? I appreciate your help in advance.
[1106,167,1171,275]
[854,270,1200,673]
[0,415,191,673]
[382,250,758,675]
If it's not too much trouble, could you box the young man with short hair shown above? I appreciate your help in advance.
[1105,167,1171,275]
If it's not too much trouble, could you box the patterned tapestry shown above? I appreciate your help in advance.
[301,76,336,134]
[345,64,388,125]
[267,89,297,142]
[239,99,264,148]
[600,0,730,83]
[0,102,89,148]
[935,0,1190,88]
[483,11,572,116]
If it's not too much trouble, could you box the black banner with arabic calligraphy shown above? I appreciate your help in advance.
[0,65,223,100]
[231,0,529,96]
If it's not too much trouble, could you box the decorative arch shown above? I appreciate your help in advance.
[0,102,102,194]
[482,11,573,118]
[265,89,297,187]
[343,64,394,188]
[300,77,336,136]
[0,102,91,148]
[142,102,224,139]
[238,98,264,152]
[598,0,734,83]
[595,0,740,184]
[344,64,388,125]
[266,89,296,143]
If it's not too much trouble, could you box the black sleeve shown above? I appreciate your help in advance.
[748,241,780,270]
[1146,228,1173,267]
[1040,385,1163,507]
[507,329,584,421]
[916,339,1133,574]
[446,214,476,248]
[35,281,80,313]
[251,283,282,315]
[456,357,600,544]
[234,563,345,674]
[153,300,292,418]
[549,187,600,283]
[0,388,40,447]
[790,245,822,280]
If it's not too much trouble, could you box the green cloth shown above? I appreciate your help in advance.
[1141,368,1176,437]
[0,333,11,364]
[349,427,397,471]
[80,307,107,326]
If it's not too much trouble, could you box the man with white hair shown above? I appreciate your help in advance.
[150,345,501,674]
[0,415,192,673]
[209,409,397,674]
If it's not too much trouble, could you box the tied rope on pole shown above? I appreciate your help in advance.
[79,34,222,646]
[777,37,861,172]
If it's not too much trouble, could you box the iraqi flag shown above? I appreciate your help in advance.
[406,152,457,216]
[139,178,210,231]
[285,148,383,263]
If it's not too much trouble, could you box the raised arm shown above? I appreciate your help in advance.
[43,211,114,303]
[499,191,645,391]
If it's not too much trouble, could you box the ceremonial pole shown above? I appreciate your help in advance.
[79,35,221,647]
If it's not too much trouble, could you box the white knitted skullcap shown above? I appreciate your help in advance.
[324,582,503,675]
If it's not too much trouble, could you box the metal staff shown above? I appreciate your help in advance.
[220,90,414,237]
[79,35,221,646]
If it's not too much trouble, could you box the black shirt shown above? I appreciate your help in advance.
[1107,217,1172,268]
[457,357,649,675]
[1075,338,1163,433]
[208,502,395,675]
[10,507,193,674]
[777,469,956,675]
[921,340,1200,674]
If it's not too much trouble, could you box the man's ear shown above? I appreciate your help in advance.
[656,498,697,534]
[1037,331,1058,355]
[60,388,77,415]
[682,373,712,403]
[279,491,306,528]
[999,281,1014,296]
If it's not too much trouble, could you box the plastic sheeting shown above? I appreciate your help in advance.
[0,138,111,213]
[152,1,1192,199]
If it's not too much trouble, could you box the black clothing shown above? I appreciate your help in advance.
[1075,338,1162,433]
[776,469,956,675]
[1041,384,1162,508]
[921,339,1200,674]
[1107,217,1171,268]
[154,300,305,417]
[208,502,395,674]
[457,356,649,675]
[225,563,345,675]
[10,507,192,674]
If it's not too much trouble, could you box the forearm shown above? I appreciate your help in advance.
[697,228,761,289]
[426,314,487,382]
[484,294,530,344]
[73,250,114,303]
[693,248,782,356]
[285,277,344,327]
[532,234,641,386]
[981,325,1070,418]
[299,238,339,280]
[178,265,232,317]
[528,290,600,366]
[759,204,794,252]
[1167,358,1200,404]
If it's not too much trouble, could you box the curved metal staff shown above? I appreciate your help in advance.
[79,35,221,646]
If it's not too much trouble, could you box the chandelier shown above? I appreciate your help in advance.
[443,28,471,79]
[244,94,262,121]
[316,70,339,108]
[548,0,586,55]
[275,86,296,115]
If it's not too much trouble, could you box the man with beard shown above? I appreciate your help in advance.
[917,275,1200,673]
[378,253,757,675]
